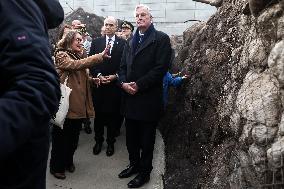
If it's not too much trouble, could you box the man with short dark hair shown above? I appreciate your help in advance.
[118,4,172,188]
[0,0,63,188]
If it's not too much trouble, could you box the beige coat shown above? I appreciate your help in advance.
[55,50,102,119]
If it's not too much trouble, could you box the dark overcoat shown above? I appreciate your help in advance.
[0,0,63,188]
[118,27,172,121]
[89,36,126,113]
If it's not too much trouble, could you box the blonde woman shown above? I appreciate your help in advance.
[50,30,109,179]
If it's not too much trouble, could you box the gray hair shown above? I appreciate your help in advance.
[104,16,118,26]
[133,4,152,17]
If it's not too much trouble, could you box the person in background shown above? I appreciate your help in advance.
[0,0,63,188]
[71,19,85,30]
[101,26,106,37]
[121,20,134,41]
[89,16,126,157]
[115,28,123,38]
[118,4,172,188]
[163,49,188,108]
[50,30,109,180]
[83,35,92,55]
[163,71,188,108]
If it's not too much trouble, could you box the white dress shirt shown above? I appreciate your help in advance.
[106,35,115,54]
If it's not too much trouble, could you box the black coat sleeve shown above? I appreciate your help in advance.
[0,0,62,160]
[118,43,129,84]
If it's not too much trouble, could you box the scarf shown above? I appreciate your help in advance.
[132,23,155,53]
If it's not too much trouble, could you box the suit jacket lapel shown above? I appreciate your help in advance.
[111,36,120,55]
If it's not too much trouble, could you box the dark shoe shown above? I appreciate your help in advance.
[114,130,121,137]
[50,170,66,180]
[127,173,150,188]
[118,165,139,178]
[93,143,102,155]
[66,164,75,173]
[106,144,114,156]
[83,123,92,134]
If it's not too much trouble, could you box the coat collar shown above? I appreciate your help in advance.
[134,28,156,56]
[111,35,121,53]
[131,24,156,56]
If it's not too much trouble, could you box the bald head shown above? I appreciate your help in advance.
[71,20,82,29]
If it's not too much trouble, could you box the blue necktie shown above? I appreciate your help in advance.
[138,34,144,44]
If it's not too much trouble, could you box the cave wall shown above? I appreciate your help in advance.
[159,0,284,188]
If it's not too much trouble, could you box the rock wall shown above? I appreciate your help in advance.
[159,0,284,188]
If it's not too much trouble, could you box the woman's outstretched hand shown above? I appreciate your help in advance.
[100,45,111,59]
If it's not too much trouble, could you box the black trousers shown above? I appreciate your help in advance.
[93,112,122,144]
[50,118,82,173]
[125,118,157,174]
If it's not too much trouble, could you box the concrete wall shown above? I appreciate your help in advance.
[59,0,216,35]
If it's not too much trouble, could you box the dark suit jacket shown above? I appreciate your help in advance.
[118,26,172,121]
[0,0,63,188]
[89,36,126,113]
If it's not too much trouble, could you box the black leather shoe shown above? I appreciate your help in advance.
[106,144,114,156]
[83,124,92,134]
[114,129,121,137]
[127,173,150,188]
[118,165,139,178]
[66,164,75,173]
[50,169,66,180]
[93,143,102,155]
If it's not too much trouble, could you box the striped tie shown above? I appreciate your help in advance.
[107,38,112,55]
[139,34,144,44]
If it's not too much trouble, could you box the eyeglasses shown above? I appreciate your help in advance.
[75,38,83,42]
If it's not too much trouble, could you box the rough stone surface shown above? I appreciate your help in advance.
[267,137,284,168]
[251,124,278,145]
[159,0,284,188]
[279,113,284,136]
[236,72,281,127]
[268,40,284,87]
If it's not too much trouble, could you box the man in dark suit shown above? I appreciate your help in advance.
[89,16,126,157]
[0,0,63,188]
[118,4,172,188]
